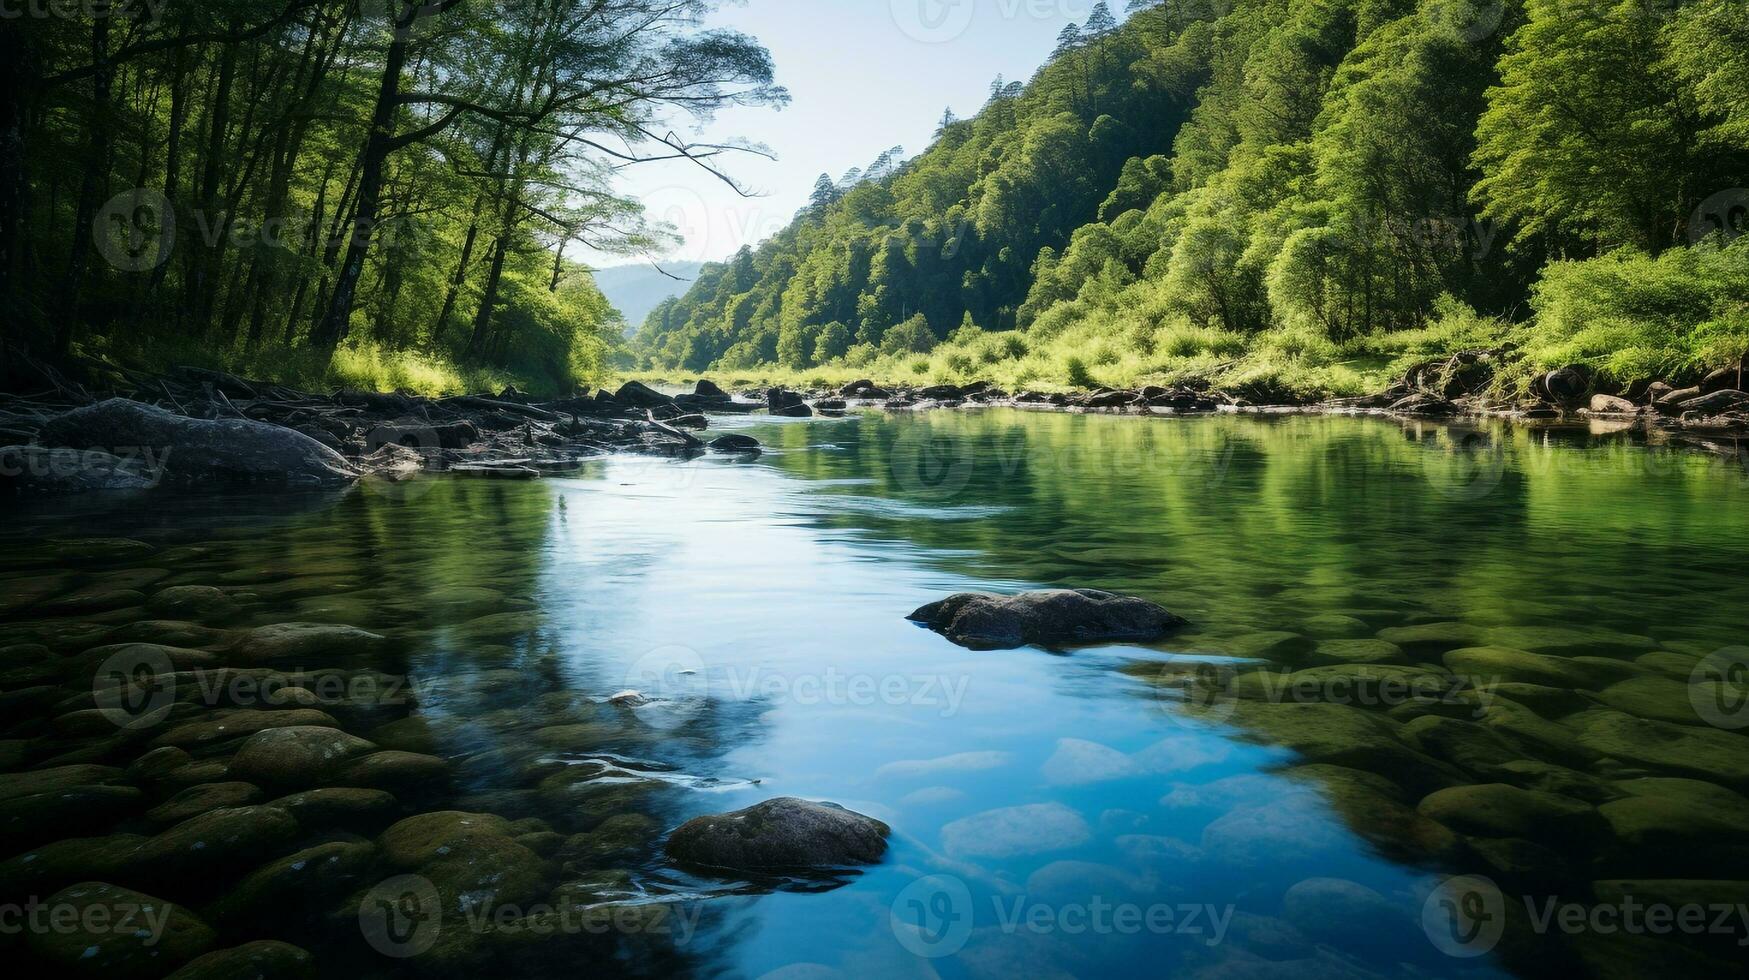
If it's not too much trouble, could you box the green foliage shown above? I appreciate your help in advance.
[1518,241,1749,386]
[636,0,1747,397]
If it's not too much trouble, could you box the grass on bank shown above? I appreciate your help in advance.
[78,336,542,398]
[635,241,1749,400]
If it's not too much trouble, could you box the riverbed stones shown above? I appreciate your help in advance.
[335,750,448,791]
[1375,622,1487,656]
[234,623,387,662]
[226,726,376,788]
[1443,646,1606,689]
[1596,778,1749,875]
[134,804,300,877]
[152,709,341,750]
[1309,638,1405,665]
[0,784,146,846]
[1575,710,1749,789]
[908,589,1186,650]
[1416,783,1601,844]
[708,434,761,453]
[165,941,316,980]
[208,842,377,926]
[27,881,217,979]
[147,586,237,620]
[1595,675,1705,725]
[266,787,396,830]
[1483,625,1658,658]
[146,782,264,825]
[41,399,359,488]
[665,797,889,872]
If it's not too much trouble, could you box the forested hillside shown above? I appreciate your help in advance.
[3,1,783,394]
[635,0,1749,397]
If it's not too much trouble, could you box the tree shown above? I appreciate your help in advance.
[1086,2,1119,36]
[881,313,937,355]
[1471,0,1742,254]
[815,321,853,362]
[1054,24,1085,58]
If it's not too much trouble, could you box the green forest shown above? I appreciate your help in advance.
[634,0,1749,399]
[1,0,784,394]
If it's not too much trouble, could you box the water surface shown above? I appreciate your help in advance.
[4,409,1747,978]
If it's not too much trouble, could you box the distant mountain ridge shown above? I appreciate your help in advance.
[591,261,706,334]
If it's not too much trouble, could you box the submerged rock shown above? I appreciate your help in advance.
[28,881,216,979]
[0,446,156,494]
[226,726,377,788]
[40,399,357,488]
[908,589,1186,649]
[665,797,889,872]
[708,434,762,454]
[165,941,316,980]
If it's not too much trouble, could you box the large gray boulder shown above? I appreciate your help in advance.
[666,797,889,872]
[0,445,157,494]
[909,589,1187,650]
[40,399,357,488]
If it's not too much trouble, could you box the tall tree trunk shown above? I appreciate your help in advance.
[187,34,240,336]
[56,15,112,355]
[0,28,33,318]
[311,29,413,353]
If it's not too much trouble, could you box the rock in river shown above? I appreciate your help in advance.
[28,881,217,979]
[40,398,357,488]
[665,797,890,872]
[908,589,1187,650]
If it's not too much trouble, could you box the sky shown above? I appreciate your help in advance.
[584,0,1107,268]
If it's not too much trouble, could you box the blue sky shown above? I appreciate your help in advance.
[586,0,1109,267]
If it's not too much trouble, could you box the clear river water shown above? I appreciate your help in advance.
[3,408,1748,978]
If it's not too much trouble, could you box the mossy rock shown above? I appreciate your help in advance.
[99,620,230,648]
[1375,622,1487,655]
[1282,764,1460,864]
[267,787,397,830]
[1302,614,1373,639]
[0,763,125,801]
[147,586,238,620]
[151,709,342,751]
[1401,715,1523,775]
[0,833,148,895]
[207,841,377,926]
[335,750,448,792]
[235,623,387,662]
[1417,783,1602,845]
[165,941,316,980]
[1444,646,1609,689]
[226,726,376,788]
[146,782,264,825]
[1308,638,1405,665]
[379,810,520,868]
[1596,675,1711,726]
[134,805,300,878]
[1222,631,1315,660]
[1595,778,1749,876]
[1483,626,1658,658]
[28,881,214,980]
[1576,711,1749,790]
[0,784,145,847]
